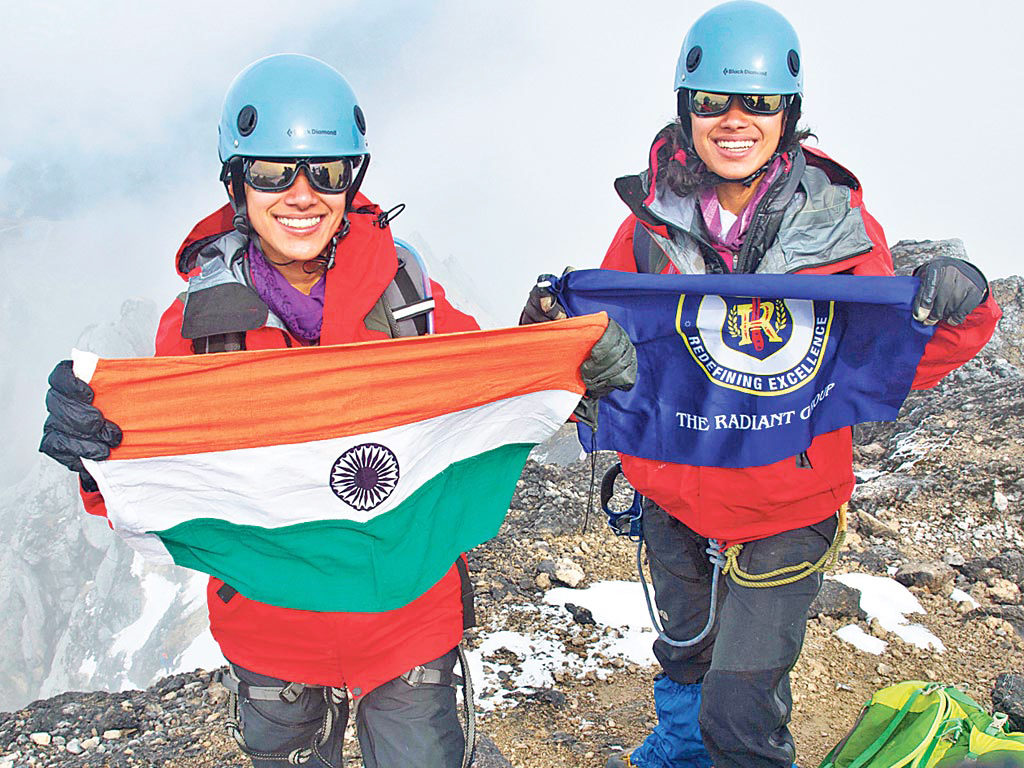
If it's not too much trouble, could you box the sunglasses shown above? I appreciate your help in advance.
[688,91,788,117]
[242,156,362,194]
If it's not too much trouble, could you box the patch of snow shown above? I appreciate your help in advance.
[949,588,979,608]
[174,630,225,675]
[835,625,887,655]
[110,555,180,672]
[184,572,209,611]
[833,573,944,652]
[544,580,655,633]
[468,581,659,712]
[854,469,884,482]
[78,657,98,677]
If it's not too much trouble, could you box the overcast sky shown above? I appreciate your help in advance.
[2,0,1021,476]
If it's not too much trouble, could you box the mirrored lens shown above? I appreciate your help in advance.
[690,91,733,116]
[689,91,786,116]
[245,158,354,193]
[246,159,298,191]
[740,93,785,114]
[306,159,353,192]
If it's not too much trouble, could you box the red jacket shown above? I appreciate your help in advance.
[601,146,1000,544]
[82,194,479,696]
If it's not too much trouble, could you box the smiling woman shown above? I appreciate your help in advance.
[39,53,485,768]
[241,172,349,293]
[592,2,1001,768]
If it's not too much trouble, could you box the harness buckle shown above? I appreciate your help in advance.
[403,665,427,686]
[279,682,306,704]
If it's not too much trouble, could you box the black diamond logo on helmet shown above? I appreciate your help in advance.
[329,443,400,511]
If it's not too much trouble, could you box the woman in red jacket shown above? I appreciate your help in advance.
[42,54,477,768]
[524,3,998,767]
[39,52,639,767]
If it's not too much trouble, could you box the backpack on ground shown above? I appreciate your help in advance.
[820,680,1024,768]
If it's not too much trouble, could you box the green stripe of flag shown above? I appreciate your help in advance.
[154,443,534,612]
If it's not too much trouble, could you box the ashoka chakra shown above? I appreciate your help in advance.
[329,443,400,511]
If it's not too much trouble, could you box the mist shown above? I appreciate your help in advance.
[0,0,1021,703]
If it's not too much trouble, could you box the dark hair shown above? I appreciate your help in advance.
[652,112,814,198]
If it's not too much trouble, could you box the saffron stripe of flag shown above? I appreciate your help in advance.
[78,316,607,612]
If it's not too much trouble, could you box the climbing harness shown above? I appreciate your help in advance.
[600,461,847,647]
[397,645,477,768]
[218,644,478,768]
[219,668,346,766]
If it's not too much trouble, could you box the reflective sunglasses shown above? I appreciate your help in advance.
[688,90,788,117]
[243,156,362,194]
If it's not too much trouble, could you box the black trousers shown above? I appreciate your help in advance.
[231,647,464,768]
[644,500,837,768]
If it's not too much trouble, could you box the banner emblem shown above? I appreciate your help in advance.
[676,294,834,395]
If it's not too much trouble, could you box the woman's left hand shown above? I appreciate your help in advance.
[912,257,988,326]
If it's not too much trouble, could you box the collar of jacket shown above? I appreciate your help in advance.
[176,192,399,345]
[615,141,874,275]
[614,138,804,237]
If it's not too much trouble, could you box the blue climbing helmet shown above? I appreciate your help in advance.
[674,0,802,96]
[218,53,368,162]
[673,1,804,177]
[217,54,370,237]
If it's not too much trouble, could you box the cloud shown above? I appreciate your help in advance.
[3,0,1022,482]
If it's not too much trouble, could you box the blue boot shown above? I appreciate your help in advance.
[624,677,713,768]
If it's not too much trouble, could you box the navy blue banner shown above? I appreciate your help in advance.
[557,271,935,468]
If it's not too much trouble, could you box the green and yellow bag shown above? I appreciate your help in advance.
[820,681,1024,768]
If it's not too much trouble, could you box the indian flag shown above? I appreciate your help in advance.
[76,316,607,613]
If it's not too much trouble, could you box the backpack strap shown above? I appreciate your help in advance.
[383,238,435,337]
[632,220,669,275]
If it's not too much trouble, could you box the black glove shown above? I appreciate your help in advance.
[519,274,567,325]
[912,258,988,326]
[39,360,123,491]
[572,320,639,429]
[580,318,637,397]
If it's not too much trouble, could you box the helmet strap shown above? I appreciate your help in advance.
[316,155,367,270]
[346,155,370,211]
[320,156,366,270]
[322,218,349,270]
[224,158,251,237]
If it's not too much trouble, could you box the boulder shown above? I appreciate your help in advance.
[808,580,866,621]
[990,550,1024,584]
[552,558,586,588]
[894,562,956,596]
[992,674,1024,733]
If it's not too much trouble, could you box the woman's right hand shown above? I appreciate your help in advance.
[39,360,122,491]
[519,274,568,325]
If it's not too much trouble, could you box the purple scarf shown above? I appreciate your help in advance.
[247,241,326,342]
[698,156,784,270]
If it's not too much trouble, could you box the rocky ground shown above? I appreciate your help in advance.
[3,244,1024,767]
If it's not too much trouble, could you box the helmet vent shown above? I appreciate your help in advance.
[354,105,366,136]
[686,46,702,73]
[237,106,258,137]
[787,50,800,77]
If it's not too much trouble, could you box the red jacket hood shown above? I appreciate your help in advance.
[174,191,381,279]
[173,192,396,345]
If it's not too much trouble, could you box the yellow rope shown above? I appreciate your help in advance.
[721,503,848,588]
